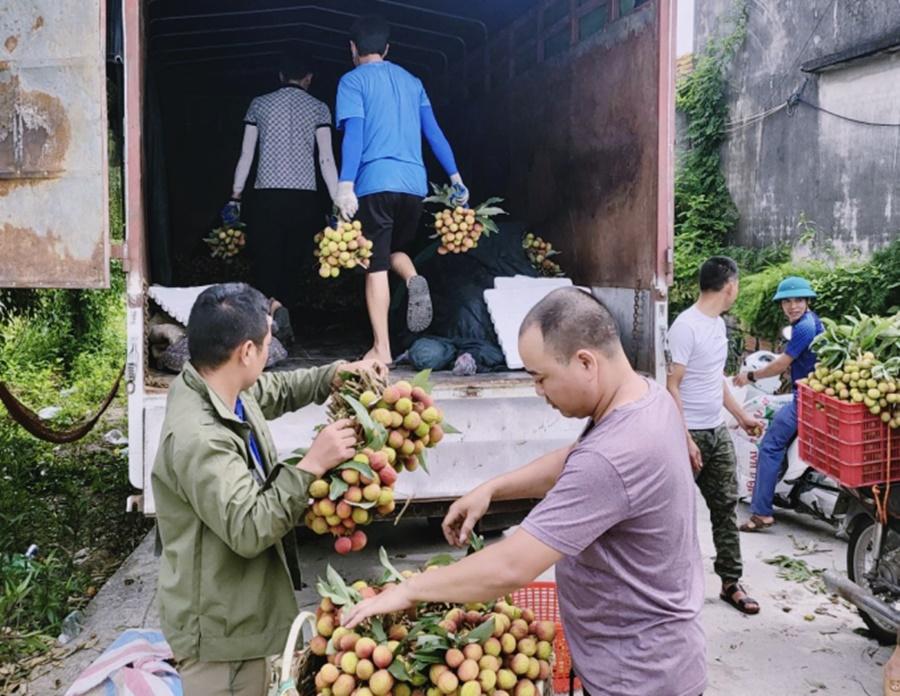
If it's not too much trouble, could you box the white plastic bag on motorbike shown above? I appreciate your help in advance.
[724,377,792,502]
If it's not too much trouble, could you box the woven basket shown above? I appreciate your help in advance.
[269,611,320,696]
[268,610,554,696]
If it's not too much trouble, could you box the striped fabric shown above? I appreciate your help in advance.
[65,629,182,696]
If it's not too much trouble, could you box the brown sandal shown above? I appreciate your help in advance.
[721,582,760,615]
[739,514,774,533]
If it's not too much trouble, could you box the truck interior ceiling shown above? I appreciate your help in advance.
[142,0,662,367]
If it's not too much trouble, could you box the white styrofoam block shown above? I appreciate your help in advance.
[493,276,573,290]
[148,285,212,326]
[484,285,590,369]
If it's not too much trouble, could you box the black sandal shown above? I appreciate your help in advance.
[721,582,760,615]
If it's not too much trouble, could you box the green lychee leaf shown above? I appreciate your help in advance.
[336,460,376,480]
[323,565,362,604]
[441,421,461,435]
[469,532,485,552]
[316,579,349,607]
[329,478,349,501]
[368,424,388,451]
[370,617,388,643]
[417,452,430,474]
[342,393,380,442]
[415,633,451,651]
[411,369,434,394]
[378,546,405,583]
[411,652,445,665]
[345,499,378,509]
[409,671,428,687]
[462,617,495,644]
[388,658,412,682]
[425,553,455,567]
[281,446,309,466]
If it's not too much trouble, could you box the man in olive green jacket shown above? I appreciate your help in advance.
[152,283,383,695]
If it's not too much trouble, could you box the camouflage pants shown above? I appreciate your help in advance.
[690,425,742,583]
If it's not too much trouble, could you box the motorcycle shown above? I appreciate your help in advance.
[827,487,900,645]
[729,348,845,526]
[732,335,900,644]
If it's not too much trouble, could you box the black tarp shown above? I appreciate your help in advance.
[390,222,538,369]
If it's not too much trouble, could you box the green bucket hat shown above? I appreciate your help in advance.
[773,276,817,301]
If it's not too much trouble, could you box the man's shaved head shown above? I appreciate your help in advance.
[519,287,622,362]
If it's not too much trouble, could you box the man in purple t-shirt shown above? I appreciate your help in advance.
[343,288,707,696]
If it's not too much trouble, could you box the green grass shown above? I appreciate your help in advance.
[0,163,151,687]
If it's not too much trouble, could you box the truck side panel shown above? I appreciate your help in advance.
[460,4,664,291]
[139,381,585,516]
[0,0,109,288]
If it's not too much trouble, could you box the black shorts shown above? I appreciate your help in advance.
[356,192,423,273]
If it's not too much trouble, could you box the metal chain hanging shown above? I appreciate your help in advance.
[631,287,643,366]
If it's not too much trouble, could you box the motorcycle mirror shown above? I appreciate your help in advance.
[781,326,793,342]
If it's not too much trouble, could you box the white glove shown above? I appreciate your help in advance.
[335,181,359,221]
[449,173,469,207]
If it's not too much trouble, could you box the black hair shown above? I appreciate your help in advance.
[281,48,315,81]
[350,15,390,56]
[519,287,622,362]
[187,283,269,370]
[699,256,739,292]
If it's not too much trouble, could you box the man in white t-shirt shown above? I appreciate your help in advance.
[667,256,765,615]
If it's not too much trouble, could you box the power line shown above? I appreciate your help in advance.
[764,0,838,111]
[723,102,787,133]
[795,97,900,128]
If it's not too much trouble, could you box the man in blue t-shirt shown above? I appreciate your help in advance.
[734,276,824,531]
[334,15,469,364]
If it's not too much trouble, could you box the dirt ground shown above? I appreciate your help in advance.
[27,497,893,695]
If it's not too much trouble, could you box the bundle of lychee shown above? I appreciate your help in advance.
[204,221,246,259]
[803,311,900,428]
[314,220,374,278]
[310,555,555,696]
[424,184,506,256]
[291,369,457,554]
[522,233,563,278]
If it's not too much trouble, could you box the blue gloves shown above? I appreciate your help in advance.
[448,176,469,207]
[220,199,241,226]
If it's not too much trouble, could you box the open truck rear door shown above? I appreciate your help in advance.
[0,0,109,288]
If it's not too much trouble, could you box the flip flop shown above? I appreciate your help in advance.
[720,582,760,615]
[406,276,433,333]
[739,514,775,533]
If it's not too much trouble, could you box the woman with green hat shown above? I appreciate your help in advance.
[734,276,823,532]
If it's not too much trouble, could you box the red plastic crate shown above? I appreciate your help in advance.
[798,383,900,487]
[511,582,579,694]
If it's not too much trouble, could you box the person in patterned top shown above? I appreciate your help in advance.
[228,49,340,314]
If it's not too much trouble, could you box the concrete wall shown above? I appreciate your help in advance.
[694,0,900,256]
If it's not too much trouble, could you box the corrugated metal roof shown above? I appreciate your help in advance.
[148,1,539,92]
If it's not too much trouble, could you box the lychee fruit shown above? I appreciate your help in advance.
[350,530,367,551]
[437,671,459,695]
[332,674,356,696]
[319,663,340,685]
[334,537,352,554]
[369,669,394,696]
[372,645,393,669]
[497,669,517,690]
[309,479,330,498]
[460,682,481,696]
[457,658,479,682]
[355,637,376,659]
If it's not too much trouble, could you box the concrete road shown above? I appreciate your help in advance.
[28,497,892,695]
